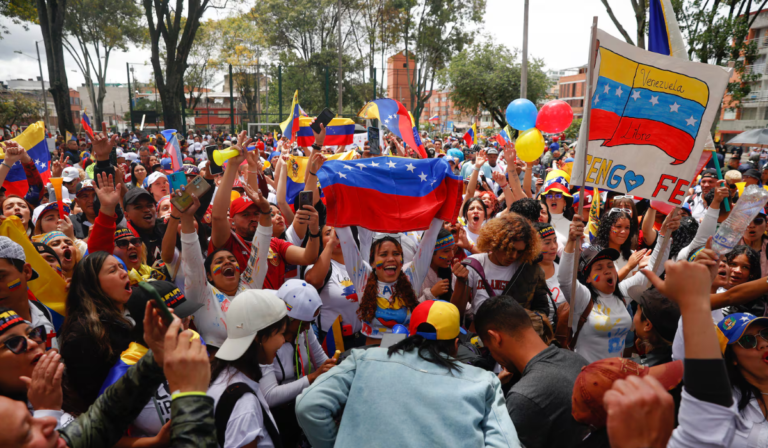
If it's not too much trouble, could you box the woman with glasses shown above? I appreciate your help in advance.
[0,308,70,427]
[740,209,768,277]
[715,313,768,444]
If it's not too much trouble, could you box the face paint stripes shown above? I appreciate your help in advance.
[592,274,600,283]
[7,278,21,291]
[212,265,222,276]
[375,260,384,270]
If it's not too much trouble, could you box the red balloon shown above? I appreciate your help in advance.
[536,100,574,134]
[552,136,559,142]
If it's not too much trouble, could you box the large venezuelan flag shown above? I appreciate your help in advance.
[589,47,708,165]
[280,90,301,143]
[317,156,462,232]
[285,151,356,204]
[98,343,147,395]
[0,216,66,329]
[296,117,355,147]
[0,121,51,197]
[358,99,427,159]
[321,315,345,357]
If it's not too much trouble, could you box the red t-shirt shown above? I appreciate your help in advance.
[208,233,292,289]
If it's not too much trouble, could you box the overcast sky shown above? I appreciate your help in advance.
[0,0,639,90]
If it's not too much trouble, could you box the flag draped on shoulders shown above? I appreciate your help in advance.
[317,156,462,233]
[358,99,427,159]
[0,121,50,198]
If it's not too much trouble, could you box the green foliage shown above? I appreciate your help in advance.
[563,117,582,140]
[0,0,38,38]
[439,41,550,128]
[0,91,43,127]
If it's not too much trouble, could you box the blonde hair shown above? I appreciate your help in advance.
[724,170,742,183]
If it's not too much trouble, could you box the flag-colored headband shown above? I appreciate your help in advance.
[538,225,555,239]
[0,309,24,334]
[41,231,67,246]
[434,234,455,251]
[688,247,705,263]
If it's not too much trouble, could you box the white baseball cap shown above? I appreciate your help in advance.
[143,171,165,189]
[62,167,80,183]
[116,148,124,158]
[277,280,321,322]
[215,290,287,361]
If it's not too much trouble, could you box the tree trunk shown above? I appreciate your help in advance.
[160,69,183,131]
[37,0,75,134]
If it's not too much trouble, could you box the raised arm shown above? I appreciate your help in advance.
[676,182,726,261]
[558,217,592,315]
[336,226,370,296]
[88,173,121,255]
[404,218,443,292]
[275,157,295,225]
[464,150,485,202]
[239,183,273,289]
[210,130,252,249]
[619,212,679,297]
[178,195,208,307]
[0,142,25,192]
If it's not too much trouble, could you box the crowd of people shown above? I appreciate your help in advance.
[0,120,766,448]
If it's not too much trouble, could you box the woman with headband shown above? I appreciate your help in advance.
[418,228,464,302]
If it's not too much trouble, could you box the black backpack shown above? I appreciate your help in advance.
[215,382,283,448]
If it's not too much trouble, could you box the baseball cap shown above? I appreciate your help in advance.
[700,169,717,179]
[716,313,768,353]
[62,167,80,183]
[0,308,26,336]
[230,196,258,216]
[182,164,200,175]
[124,152,139,163]
[75,179,95,197]
[143,171,165,189]
[578,245,620,280]
[32,241,61,267]
[160,158,173,172]
[409,300,460,340]
[571,357,684,428]
[486,148,499,155]
[542,169,573,198]
[183,157,195,165]
[124,188,155,207]
[0,236,39,280]
[216,290,288,361]
[32,201,71,225]
[126,280,202,326]
[277,280,321,322]
[744,168,761,180]
[116,148,125,158]
[635,288,681,342]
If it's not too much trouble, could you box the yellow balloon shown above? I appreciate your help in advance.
[515,128,545,162]
[230,191,241,202]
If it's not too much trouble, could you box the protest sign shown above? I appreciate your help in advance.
[572,29,730,205]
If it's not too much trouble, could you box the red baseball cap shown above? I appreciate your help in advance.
[230,197,258,216]
[571,357,683,428]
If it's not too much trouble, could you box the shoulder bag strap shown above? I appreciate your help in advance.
[501,262,527,297]
[568,299,595,350]
[461,258,495,298]
[215,382,284,448]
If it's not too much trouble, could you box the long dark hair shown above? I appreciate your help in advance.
[594,210,637,260]
[60,251,132,357]
[725,343,768,418]
[462,197,488,222]
[210,316,288,384]
[130,162,147,187]
[387,335,462,373]
[357,236,418,323]
[669,217,699,260]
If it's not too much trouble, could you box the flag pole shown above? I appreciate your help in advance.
[569,16,599,329]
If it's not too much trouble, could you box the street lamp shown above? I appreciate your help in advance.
[14,41,50,132]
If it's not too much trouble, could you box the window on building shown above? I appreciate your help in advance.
[742,108,757,120]
[723,108,737,120]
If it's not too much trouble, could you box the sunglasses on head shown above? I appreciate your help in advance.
[0,325,46,354]
[608,207,632,216]
[612,195,634,201]
[545,192,563,200]
[737,328,768,349]
[115,237,142,249]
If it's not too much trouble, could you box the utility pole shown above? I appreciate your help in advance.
[520,0,529,99]
[337,0,343,114]
[35,42,50,133]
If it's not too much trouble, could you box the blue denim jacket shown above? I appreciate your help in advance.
[295,346,521,448]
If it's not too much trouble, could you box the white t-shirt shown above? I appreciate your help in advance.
[28,300,57,350]
[308,259,362,333]
[550,213,570,256]
[544,262,562,322]
[464,226,480,246]
[130,382,172,438]
[259,330,328,407]
[453,253,520,315]
[208,367,277,448]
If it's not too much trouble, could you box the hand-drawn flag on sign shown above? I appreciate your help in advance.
[589,47,708,165]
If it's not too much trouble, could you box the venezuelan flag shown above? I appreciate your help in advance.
[408,111,426,156]
[358,99,427,159]
[317,156,463,232]
[285,151,356,204]
[280,90,301,143]
[98,343,147,395]
[589,47,708,165]
[0,216,66,330]
[321,315,345,358]
[0,121,51,198]
[462,123,477,146]
[81,111,95,140]
[648,0,686,58]
[296,117,355,147]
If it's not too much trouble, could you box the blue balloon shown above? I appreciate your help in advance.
[549,142,560,151]
[392,324,409,334]
[506,99,538,131]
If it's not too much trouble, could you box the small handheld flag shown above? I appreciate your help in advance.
[280,90,301,144]
[81,111,95,140]
[358,99,427,159]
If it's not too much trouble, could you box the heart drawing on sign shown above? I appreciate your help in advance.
[623,171,644,192]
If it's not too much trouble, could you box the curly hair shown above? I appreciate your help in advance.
[476,213,541,264]
[357,237,419,323]
[479,192,500,217]
[509,198,543,223]
[669,217,698,260]
[725,245,761,283]
[593,210,637,260]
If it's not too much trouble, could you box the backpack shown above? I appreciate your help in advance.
[554,299,594,349]
[215,382,283,448]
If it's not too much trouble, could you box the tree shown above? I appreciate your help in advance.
[439,42,550,128]
[142,0,227,131]
[0,91,43,127]
[0,0,38,37]
[600,0,648,49]
[36,0,75,134]
[184,18,219,112]
[64,0,144,131]
[398,0,486,127]
[563,117,582,140]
